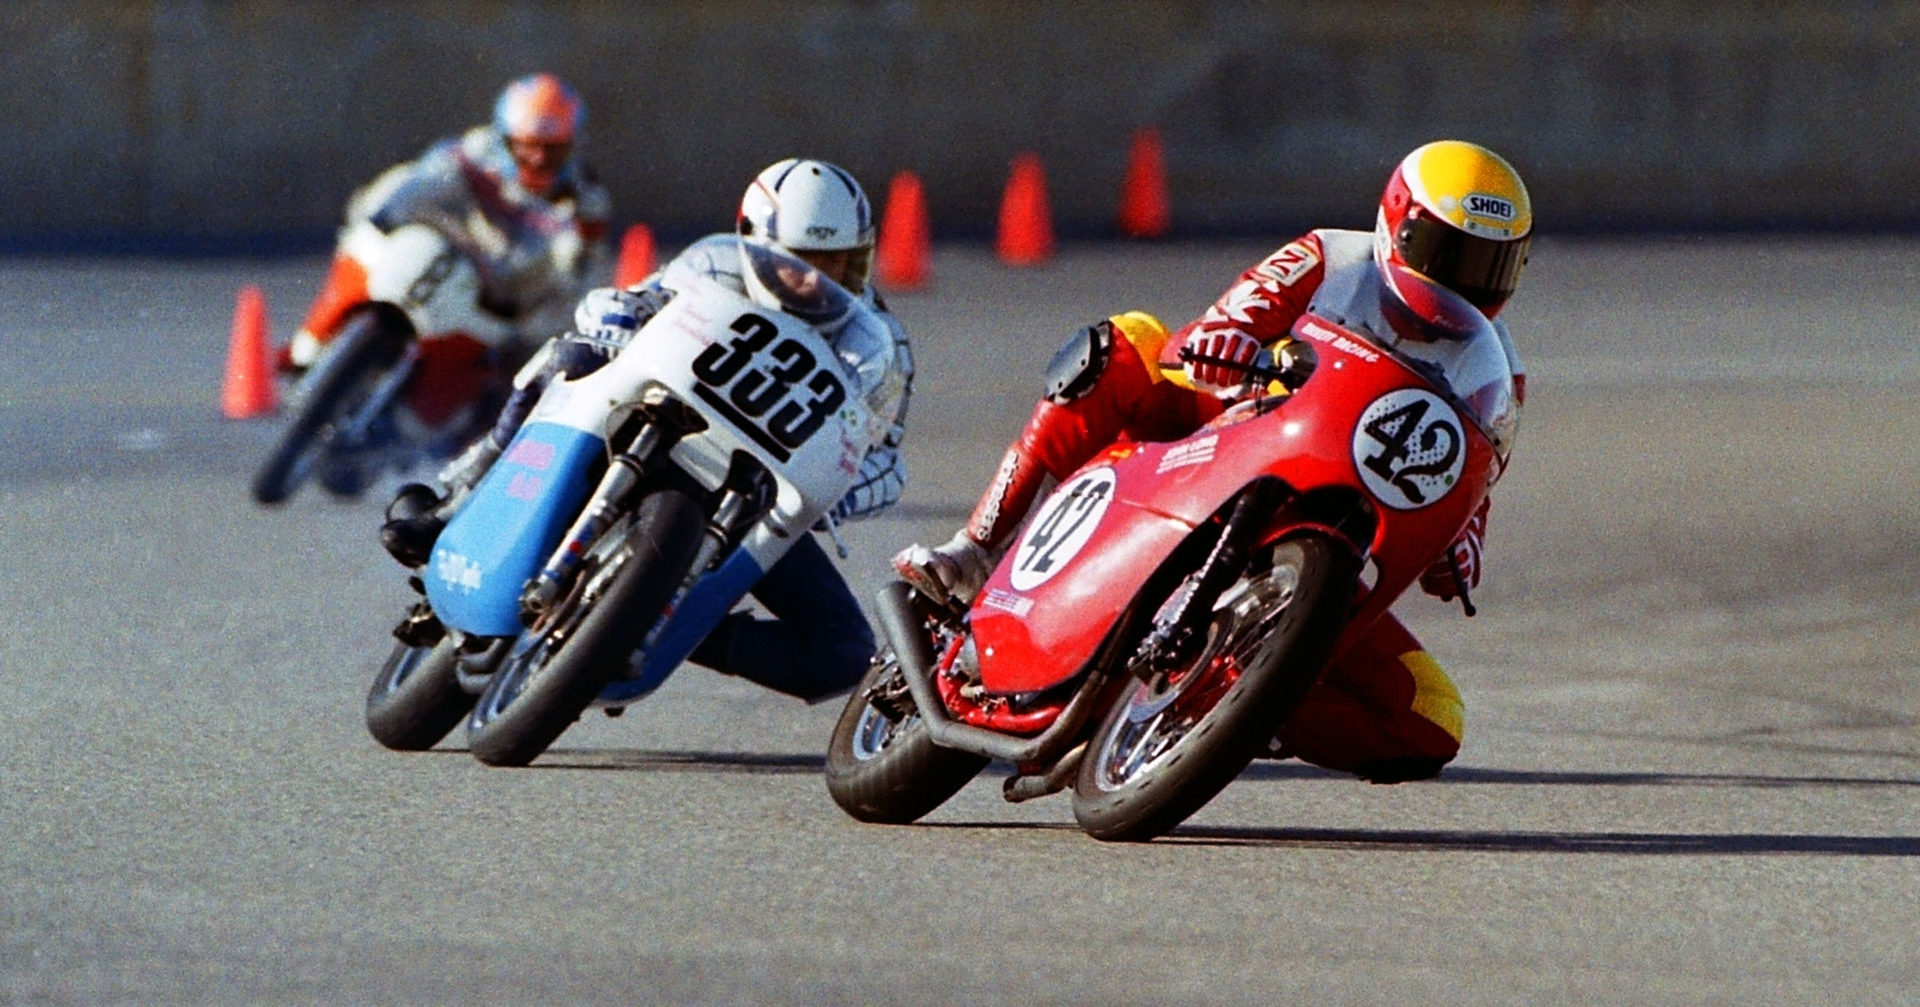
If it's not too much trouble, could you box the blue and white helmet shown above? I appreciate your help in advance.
[737,158,876,294]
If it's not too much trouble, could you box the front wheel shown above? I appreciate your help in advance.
[365,634,470,751]
[824,646,990,824]
[250,306,407,505]
[1071,533,1358,842]
[465,488,707,767]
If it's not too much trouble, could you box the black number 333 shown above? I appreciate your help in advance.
[690,313,847,461]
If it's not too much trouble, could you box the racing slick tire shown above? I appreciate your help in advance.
[465,488,706,767]
[1071,532,1359,842]
[824,646,991,824]
[365,635,470,751]
[250,306,408,505]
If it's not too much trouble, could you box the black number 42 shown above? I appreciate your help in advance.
[1361,398,1460,504]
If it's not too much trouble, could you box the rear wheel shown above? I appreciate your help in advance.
[465,488,707,767]
[364,634,470,751]
[1071,533,1358,842]
[824,646,990,824]
[250,307,407,505]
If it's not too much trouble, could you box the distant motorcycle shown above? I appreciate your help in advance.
[364,243,897,766]
[250,214,560,505]
[825,263,1518,841]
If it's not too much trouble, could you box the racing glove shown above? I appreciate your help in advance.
[1182,326,1261,395]
[1419,503,1487,601]
[892,530,995,607]
[571,285,670,354]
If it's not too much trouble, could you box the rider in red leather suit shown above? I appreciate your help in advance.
[896,140,1532,783]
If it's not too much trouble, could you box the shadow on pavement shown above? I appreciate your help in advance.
[1161,826,1920,855]
[517,751,1918,794]
[1241,760,1920,789]
[912,820,1920,855]
[533,748,826,774]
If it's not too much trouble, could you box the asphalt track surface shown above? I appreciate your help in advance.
[3,239,1918,1005]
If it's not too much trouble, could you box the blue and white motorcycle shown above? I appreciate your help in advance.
[363,242,896,766]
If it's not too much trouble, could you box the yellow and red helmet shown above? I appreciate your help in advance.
[1374,140,1532,318]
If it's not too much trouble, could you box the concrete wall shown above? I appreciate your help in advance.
[7,1,1920,249]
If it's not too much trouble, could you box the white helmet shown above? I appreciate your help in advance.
[737,158,876,294]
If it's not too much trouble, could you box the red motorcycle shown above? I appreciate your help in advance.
[825,263,1519,841]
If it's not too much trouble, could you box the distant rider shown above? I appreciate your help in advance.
[382,157,913,703]
[281,72,612,372]
[894,140,1532,784]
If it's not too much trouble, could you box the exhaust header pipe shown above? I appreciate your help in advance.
[872,581,1109,767]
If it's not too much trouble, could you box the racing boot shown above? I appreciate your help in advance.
[379,436,503,567]
[890,530,995,608]
[380,483,446,567]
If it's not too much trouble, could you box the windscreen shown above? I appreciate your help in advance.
[1309,263,1519,461]
[738,238,898,413]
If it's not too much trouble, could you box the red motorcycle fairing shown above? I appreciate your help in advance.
[967,314,1499,697]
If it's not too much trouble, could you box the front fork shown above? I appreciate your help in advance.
[518,423,665,623]
[329,342,420,449]
[1131,477,1288,676]
[518,421,778,628]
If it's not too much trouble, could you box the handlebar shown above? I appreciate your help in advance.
[1177,345,1314,392]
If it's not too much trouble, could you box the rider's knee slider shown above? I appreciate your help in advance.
[1044,312,1175,404]
[1044,321,1115,403]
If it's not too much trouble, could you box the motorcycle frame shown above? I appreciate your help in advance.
[875,304,1505,779]
[423,275,881,706]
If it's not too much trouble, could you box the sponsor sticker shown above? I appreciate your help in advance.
[504,439,556,470]
[1463,192,1517,222]
[1155,434,1218,474]
[433,548,484,593]
[979,588,1035,618]
[1252,240,1321,287]
[1297,319,1381,363]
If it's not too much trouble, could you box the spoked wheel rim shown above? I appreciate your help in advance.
[468,526,632,728]
[1087,561,1302,793]
[848,704,919,761]
[273,365,381,494]
[373,642,433,699]
[471,631,557,723]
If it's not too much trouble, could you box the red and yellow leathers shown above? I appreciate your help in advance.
[937,231,1525,782]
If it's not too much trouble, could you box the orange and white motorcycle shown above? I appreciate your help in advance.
[250,209,576,505]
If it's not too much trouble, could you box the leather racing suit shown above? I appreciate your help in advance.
[942,229,1524,782]
[412,233,913,703]
[290,124,613,369]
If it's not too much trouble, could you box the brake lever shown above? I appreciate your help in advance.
[1177,346,1294,386]
[1446,552,1478,618]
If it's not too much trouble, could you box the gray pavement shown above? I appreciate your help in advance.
[2,240,1917,1005]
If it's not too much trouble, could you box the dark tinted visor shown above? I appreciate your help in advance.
[1396,213,1529,311]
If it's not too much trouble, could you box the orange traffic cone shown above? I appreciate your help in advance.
[613,223,656,288]
[877,171,931,289]
[996,152,1054,265]
[221,284,277,419]
[1118,127,1171,239]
